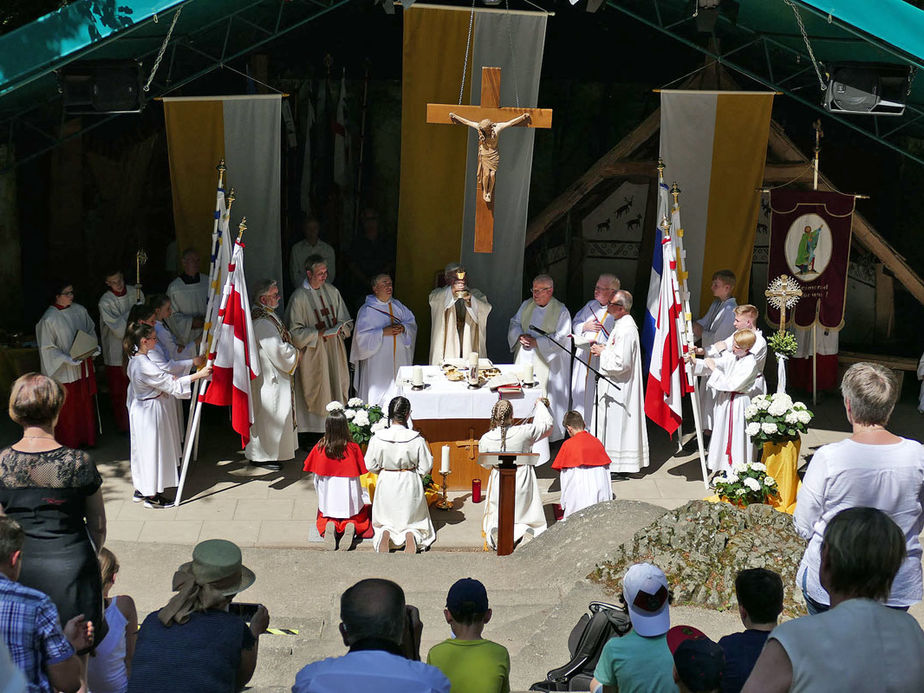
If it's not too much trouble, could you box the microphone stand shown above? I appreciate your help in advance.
[528,325,620,439]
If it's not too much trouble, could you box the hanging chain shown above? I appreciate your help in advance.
[143,6,183,93]
[458,0,476,105]
[505,0,521,108]
[784,0,826,91]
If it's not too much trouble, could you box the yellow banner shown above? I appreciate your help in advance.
[163,100,225,269]
[396,7,473,358]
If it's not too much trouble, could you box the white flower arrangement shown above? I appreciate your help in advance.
[713,461,780,507]
[745,393,813,446]
[326,401,344,412]
[339,397,385,445]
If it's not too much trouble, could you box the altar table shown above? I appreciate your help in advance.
[393,365,549,490]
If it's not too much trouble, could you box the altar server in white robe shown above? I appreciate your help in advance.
[479,398,553,550]
[124,323,211,508]
[590,290,649,475]
[551,411,613,518]
[165,248,209,346]
[99,269,142,432]
[36,281,99,449]
[508,274,571,441]
[690,329,759,472]
[693,269,738,429]
[705,304,767,397]
[364,396,436,554]
[350,274,417,407]
[245,280,299,471]
[287,255,352,433]
[429,263,492,364]
[570,274,619,424]
[151,294,196,434]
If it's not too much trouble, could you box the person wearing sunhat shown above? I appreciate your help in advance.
[667,625,725,693]
[126,539,270,692]
[590,562,676,693]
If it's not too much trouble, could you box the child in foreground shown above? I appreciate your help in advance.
[426,578,510,693]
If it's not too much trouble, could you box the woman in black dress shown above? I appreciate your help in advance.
[0,373,107,650]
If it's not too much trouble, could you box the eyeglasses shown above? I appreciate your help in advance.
[59,290,75,296]
[609,301,625,307]
[531,287,552,293]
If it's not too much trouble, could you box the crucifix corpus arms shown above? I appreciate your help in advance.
[448,112,531,202]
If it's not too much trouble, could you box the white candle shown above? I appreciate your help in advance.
[468,351,479,369]
[523,363,534,383]
[411,366,423,386]
[441,445,451,474]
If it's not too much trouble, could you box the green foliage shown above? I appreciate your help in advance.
[768,330,797,358]
[713,462,779,507]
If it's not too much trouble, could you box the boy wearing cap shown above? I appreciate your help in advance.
[717,568,782,693]
[668,625,725,693]
[590,563,676,693]
[426,578,510,693]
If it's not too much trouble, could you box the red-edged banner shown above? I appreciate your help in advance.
[766,190,854,329]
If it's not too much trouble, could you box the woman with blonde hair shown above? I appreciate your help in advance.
[0,372,108,652]
[794,362,924,613]
[87,548,138,692]
[478,397,553,549]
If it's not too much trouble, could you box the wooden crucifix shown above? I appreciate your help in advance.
[454,427,479,461]
[427,66,552,253]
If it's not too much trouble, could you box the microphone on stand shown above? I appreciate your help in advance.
[529,324,549,336]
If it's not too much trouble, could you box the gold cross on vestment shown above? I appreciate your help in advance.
[426,66,552,254]
[765,274,803,333]
[454,427,479,461]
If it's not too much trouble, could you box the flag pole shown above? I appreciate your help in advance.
[176,217,248,507]
[668,183,709,488]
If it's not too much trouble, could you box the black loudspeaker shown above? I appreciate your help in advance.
[59,61,144,114]
[824,63,910,116]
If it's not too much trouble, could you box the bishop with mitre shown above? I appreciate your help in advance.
[428,263,492,364]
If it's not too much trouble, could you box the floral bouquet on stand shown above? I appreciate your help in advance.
[326,398,387,446]
[713,462,779,507]
[744,393,813,446]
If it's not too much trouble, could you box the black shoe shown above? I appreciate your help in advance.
[250,461,282,472]
[132,490,144,503]
[610,472,630,481]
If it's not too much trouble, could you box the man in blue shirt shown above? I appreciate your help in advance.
[0,517,91,693]
[590,563,676,693]
[293,578,449,693]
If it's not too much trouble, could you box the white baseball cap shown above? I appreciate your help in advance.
[623,563,670,637]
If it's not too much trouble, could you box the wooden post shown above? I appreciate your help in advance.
[496,455,518,556]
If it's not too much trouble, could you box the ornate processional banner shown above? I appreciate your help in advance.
[766,190,854,329]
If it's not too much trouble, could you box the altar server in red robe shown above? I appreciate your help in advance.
[551,411,613,519]
[303,410,371,551]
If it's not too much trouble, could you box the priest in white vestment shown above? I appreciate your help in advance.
[478,399,553,550]
[364,397,436,553]
[590,291,649,474]
[570,274,619,425]
[289,214,337,287]
[99,270,143,432]
[36,282,98,449]
[245,280,299,471]
[508,274,571,441]
[691,329,759,472]
[694,270,737,429]
[350,274,417,407]
[165,249,209,346]
[286,255,352,433]
[429,263,492,364]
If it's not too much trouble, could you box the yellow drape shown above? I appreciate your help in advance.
[701,94,774,305]
[163,100,225,269]
[396,7,473,360]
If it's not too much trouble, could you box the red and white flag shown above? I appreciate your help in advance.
[201,241,260,446]
[644,228,692,435]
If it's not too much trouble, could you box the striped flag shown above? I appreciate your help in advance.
[203,184,232,355]
[644,201,693,435]
[641,176,671,375]
[201,241,260,446]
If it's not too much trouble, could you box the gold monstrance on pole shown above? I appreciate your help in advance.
[135,249,148,304]
[765,274,802,333]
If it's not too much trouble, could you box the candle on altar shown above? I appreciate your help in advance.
[468,351,479,370]
[441,445,451,474]
[523,363,534,383]
[411,366,423,386]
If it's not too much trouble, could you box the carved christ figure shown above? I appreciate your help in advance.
[448,112,531,202]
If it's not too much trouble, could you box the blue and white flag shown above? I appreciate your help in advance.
[641,174,672,375]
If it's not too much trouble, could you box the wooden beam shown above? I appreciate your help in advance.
[426,104,553,128]
[525,106,661,247]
